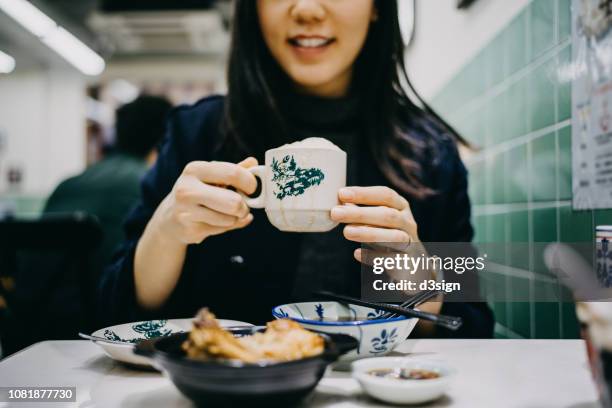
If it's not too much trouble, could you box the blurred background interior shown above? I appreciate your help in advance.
[0,0,590,354]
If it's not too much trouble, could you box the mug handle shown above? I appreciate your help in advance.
[240,165,266,209]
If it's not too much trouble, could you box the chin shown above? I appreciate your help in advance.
[287,68,344,96]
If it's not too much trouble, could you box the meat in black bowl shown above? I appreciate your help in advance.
[134,325,357,407]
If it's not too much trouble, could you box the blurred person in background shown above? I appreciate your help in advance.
[44,95,173,275]
[0,95,172,353]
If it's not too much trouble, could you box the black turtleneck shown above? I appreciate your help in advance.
[278,90,364,300]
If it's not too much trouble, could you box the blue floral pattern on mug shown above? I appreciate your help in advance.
[271,155,325,199]
[371,328,398,354]
[315,304,324,319]
[276,308,289,318]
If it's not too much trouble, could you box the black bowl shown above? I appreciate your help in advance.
[134,327,358,407]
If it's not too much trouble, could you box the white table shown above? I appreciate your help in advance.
[0,339,600,407]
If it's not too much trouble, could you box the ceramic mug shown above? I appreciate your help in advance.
[240,138,347,232]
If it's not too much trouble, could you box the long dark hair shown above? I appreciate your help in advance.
[223,0,468,199]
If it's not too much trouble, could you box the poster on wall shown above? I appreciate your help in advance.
[572,0,612,209]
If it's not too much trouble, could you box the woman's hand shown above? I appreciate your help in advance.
[331,186,442,334]
[330,186,418,261]
[135,157,258,310]
[154,157,259,245]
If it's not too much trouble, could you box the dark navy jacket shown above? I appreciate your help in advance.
[98,96,494,338]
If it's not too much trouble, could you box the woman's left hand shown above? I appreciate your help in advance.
[332,186,442,333]
[330,186,418,261]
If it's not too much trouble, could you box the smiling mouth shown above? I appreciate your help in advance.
[288,36,335,49]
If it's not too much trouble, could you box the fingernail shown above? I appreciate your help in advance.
[331,206,346,219]
[344,225,356,236]
[240,213,253,224]
[339,188,354,200]
[354,248,362,261]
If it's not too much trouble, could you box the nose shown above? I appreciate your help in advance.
[290,0,326,24]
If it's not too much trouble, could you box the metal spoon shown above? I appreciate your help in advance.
[79,325,255,345]
[78,333,135,345]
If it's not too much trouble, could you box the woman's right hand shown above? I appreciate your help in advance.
[135,157,258,309]
[154,157,259,245]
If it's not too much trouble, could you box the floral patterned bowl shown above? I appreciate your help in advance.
[89,318,252,368]
[272,302,418,360]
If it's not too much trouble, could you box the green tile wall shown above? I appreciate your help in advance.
[431,0,587,339]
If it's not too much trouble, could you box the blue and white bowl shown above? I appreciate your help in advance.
[272,302,418,360]
[89,318,252,368]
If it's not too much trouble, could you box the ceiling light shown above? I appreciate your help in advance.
[42,27,105,76]
[0,50,15,73]
[0,0,105,75]
[0,0,54,36]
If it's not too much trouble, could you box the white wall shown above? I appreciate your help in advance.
[102,57,226,92]
[406,0,531,100]
[0,69,86,195]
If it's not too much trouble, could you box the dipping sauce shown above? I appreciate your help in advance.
[367,368,440,380]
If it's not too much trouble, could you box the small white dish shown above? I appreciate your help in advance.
[352,357,454,405]
[89,318,252,368]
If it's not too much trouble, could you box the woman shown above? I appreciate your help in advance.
[99,0,494,338]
